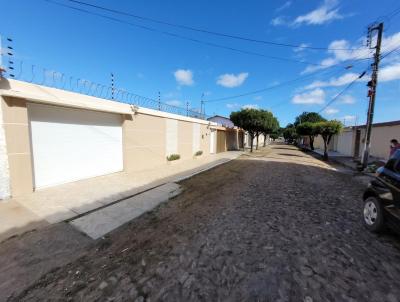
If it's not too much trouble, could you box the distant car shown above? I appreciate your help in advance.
[363,150,400,233]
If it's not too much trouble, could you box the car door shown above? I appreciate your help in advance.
[380,150,400,207]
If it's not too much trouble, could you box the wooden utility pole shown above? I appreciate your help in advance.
[361,22,383,169]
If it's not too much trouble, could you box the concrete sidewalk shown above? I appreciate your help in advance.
[70,182,182,239]
[311,148,384,171]
[0,151,242,241]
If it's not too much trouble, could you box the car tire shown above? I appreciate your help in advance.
[363,196,385,232]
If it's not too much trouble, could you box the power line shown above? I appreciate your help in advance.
[61,0,364,51]
[386,5,400,19]
[318,70,367,114]
[203,41,391,104]
[204,56,371,103]
[380,44,400,60]
[46,0,331,67]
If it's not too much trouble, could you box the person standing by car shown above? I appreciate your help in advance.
[390,139,400,158]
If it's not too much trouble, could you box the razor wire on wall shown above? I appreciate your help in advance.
[0,55,207,119]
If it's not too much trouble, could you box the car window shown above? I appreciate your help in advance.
[395,159,400,174]
[386,158,397,171]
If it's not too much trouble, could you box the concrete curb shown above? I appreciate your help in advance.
[304,147,376,180]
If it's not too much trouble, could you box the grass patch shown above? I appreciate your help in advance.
[167,154,180,161]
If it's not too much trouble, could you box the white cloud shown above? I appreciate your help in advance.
[293,43,311,52]
[293,0,344,26]
[242,104,259,109]
[164,91,179,98]
[174,69,194,86]
[292,88,325,104]
[324,107,339,115]
[275,1,292,12]
[304,60,400,90]
[305,72,363,89]
[216,72,249,88]
[302,32,400,74]
[342,115,357,123]
[254,96,263,101]
[271,16,288,26]
[342,115,356,121]
[226,103,240,109]
[166,100,182,106]
[379,63,400,82]
[339,95,355,104]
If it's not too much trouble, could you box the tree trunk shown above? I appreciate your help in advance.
[323,139,328,161]
[256,134,259,150]
[250,135,254,153]
[263,134,267,147]
[309,135,315,150]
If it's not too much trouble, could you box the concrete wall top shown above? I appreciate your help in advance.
[0,78,215,126]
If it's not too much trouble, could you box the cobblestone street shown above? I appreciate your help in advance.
[6,144,400,301]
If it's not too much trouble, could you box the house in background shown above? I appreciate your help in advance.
[207,115,235,128]
[208,115,245,151]
[313,120,400,161]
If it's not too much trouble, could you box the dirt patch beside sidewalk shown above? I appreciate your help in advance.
[0,223,91,301]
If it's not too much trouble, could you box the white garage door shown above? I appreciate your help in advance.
[28,103,123,189]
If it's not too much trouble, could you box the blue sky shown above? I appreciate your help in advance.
[1,0,400,126]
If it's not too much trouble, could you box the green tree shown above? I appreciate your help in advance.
[230,109,262,152]
[294,112,326,126]
[283,123,297,143]
[262,114,280,146]
[314,120,343,160]
[296,122,318,150]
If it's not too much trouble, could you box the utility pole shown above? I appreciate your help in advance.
[186,101,189,117]
[0,35,4,77]
[111,73,115,100]
[361,22,383,169]
[201,93,205,119]
[158,91,161,110]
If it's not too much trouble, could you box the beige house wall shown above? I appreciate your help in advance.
[1,97,33,196]
[178,120,193,160]
[199,124,210,155]
[216,130,227,153]
[123,113,166,172]
[0,79,221,198]
[314,124,400,160]
[357,125,400,160]
[314,135,324,150]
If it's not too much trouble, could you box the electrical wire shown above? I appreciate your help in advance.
[204,55,371,103]
[380,44,400,60]
[318,71,367,113]
[61,0,364,51]
[203,42,400,105]
[46,0,333,67]
[386,5,400,19]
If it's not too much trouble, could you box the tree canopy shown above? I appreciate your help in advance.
[294,112,326,127]
[283,124,297,143]
[230,108,279,152]
[314,120,343,160]
[296,121,319,150]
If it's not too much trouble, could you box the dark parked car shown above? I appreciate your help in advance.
[363,150,400,233]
